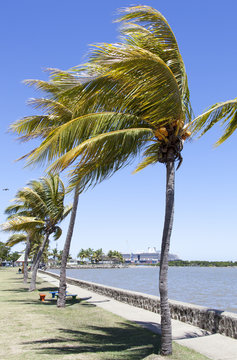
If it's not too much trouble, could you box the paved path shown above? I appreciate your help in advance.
[38,272,237,360]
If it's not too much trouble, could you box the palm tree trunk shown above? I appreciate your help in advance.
[31,250,38,272]
[159,153,175,356]
[57,185,79,308]
[23,236,30,284]
[29,233,49,291]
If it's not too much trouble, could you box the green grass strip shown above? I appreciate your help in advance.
[0,268,210,360]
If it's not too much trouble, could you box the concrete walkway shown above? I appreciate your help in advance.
[38,272,237,360]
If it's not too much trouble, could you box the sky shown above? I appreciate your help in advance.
[0,0,237,261]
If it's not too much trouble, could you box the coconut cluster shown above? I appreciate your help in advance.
[153,120,190,164]
[154,120,191,142]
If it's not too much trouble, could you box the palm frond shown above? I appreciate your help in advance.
[62,204,73,220]
[24,79,62,96]
[1,216,44,232]
[26,112,146,166]
[52,226,62,240]
[60,128,154,191]
[192,98,237,145]
[116,5,188,102]
[88,43,183,125]
[27,98,72,119]
[5,233,27,247]
[10,115,59,141]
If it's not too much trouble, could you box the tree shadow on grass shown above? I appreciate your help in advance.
[5,297,96,309]
[2,287,30,293]
[23,323,161,360]
[38,286,58,292]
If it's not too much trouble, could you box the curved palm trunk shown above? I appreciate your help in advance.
[57,185,79,308]
[29,233,49,291]
[23,236,31,284]
[30,249,39,273]
[159,155,175,356]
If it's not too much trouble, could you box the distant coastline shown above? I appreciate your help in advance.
[48,260,237,270]
[155,260,237,267]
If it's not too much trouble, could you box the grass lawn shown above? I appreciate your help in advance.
[0,268,211,360]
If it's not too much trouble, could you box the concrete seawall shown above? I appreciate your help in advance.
[40,269,237,339]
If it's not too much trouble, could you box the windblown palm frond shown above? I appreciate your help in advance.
[52,226,62,241]
[192,98,237,146]
[116,5,191,116]
[5,233,27,247]
[23,79,62,96]
[88,44,183,124]
[10,5,192,196]
[27,98,72,118]
[10,115,58,142]
[25,112,148,166]
[1,216,44,232]
[48,128,153,191]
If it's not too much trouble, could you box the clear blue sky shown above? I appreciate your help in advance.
[1,0,237,260]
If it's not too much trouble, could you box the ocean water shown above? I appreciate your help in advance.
[50,266,237,313]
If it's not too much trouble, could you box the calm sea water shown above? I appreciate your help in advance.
[50,266,237,313]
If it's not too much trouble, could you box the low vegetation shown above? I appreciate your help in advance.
[168,260,237,267]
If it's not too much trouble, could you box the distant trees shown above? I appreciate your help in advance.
[107,250,124,263]
[92,248,104,263]
[77,248,124,264]
[0,241,19,265]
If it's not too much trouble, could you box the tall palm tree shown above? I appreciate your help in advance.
[23,6,191,354]
[23,5,237,355]
[2,174,72,291]
[10,74,90,306]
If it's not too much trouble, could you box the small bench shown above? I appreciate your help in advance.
[56,294,77,300]
[49,291,68,298]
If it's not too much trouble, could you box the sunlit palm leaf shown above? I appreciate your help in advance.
[26,112,147,166]
[5,233,27,247]
[24,79,62,96]
[192,98,237,145]
[27,98,72,119]
[1,216,44,232]
[116,6,189,102]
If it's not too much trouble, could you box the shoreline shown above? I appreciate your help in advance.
[40,269,237,340]
[47,264,237,270]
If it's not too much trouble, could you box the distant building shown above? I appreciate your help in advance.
[122,247,179,264]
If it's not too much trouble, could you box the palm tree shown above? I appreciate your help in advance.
[23,6,191,354]
[92,248,104,264]
[85,248,94,263]
[9,74,89,307]
[77,248,87,263]
[2,174,72,291]
[107,250,124,263]
[4,196,45,284]
[23,5,237,354]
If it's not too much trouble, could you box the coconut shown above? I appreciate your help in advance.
[181,130,191,140]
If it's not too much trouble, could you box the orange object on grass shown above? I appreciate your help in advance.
[39,294,46,301]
